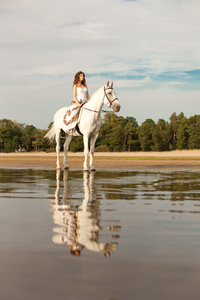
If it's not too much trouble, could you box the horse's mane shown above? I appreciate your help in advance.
[90,85,103,101]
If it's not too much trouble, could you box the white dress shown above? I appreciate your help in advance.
[63,86,88,132]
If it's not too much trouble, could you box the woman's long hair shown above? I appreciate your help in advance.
[73,71,86,86]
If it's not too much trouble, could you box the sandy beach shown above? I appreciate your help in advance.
[1,150,200,170]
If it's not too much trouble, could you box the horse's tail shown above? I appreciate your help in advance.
[44,123,56,142]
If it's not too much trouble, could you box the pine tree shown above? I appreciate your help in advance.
[138,119,156,151]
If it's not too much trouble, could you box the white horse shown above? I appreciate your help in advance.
[45,81,120,171]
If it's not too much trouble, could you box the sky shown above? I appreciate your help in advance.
[1,0,200,129]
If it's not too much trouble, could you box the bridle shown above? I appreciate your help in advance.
[103,86,118,107]
[82,86,118,114]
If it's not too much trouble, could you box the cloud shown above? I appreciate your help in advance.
[0,0,200,128]
[115,77,151,88]
[1,0,200,75]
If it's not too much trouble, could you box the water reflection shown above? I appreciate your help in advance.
[52,170,119,257]
[2,169,200,300]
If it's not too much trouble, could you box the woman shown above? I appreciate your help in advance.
[63,71,90,133]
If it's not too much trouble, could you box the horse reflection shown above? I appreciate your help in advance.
[52,170,119,257]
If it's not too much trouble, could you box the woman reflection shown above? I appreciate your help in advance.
[52,170,85,256]
[53,212,85,256]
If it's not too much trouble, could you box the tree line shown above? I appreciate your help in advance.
[1,112,200,153]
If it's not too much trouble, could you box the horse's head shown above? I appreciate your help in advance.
[103,81,120,112]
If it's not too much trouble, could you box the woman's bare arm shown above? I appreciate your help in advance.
[73,85,81,106]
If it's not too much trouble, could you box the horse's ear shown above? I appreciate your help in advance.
[110,81,113,88]
[106,80,109,87]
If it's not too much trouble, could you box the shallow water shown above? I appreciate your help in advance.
[1,169,200,300]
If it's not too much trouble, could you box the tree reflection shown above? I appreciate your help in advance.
[52,170,119,257]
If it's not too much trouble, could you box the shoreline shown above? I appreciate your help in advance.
[1,150,200,170]
[1,149,200,157]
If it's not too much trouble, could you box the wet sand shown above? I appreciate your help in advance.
[1,150,200,169]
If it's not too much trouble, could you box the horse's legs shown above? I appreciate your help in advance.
[89,132,99,171]
[55,130,61,169]
[64,135,72,169]
[55,169,61,202]
[83,135,89,171]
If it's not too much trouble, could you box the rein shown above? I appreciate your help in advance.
[82,86,118,114]
[82,106,99,113]
[83,107,114,114]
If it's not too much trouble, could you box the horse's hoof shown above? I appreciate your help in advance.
[90,168,96,172]
[83,169,89,172]
[64,166,69,170]
[56,167,61,170]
